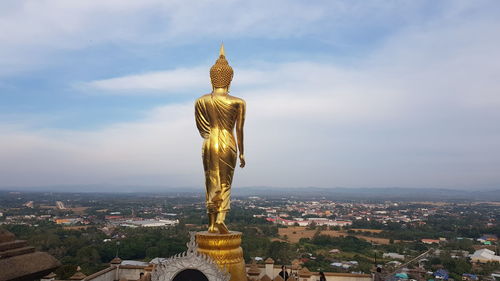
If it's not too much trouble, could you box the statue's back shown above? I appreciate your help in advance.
[197,94,242,134]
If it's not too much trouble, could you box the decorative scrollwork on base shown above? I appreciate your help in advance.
[151,232,230,281]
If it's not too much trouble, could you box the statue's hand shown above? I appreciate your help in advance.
[239,154,246,168]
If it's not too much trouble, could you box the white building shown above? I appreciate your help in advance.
[383,253,405,260]
[56,201,66,210]
[307,218,352,227]
[470,249,500,263]
[120,219,179,228]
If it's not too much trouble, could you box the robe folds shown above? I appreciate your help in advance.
[195,94,242,213]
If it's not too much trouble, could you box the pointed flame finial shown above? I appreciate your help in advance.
[210,43,233,88]
[219,43,225,57]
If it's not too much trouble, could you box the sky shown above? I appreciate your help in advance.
[1,0,500,190]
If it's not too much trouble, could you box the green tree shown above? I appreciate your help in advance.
[76,246,101,266]
[55,265,77,279]
[146,246,160,258]
[268,241,293,264]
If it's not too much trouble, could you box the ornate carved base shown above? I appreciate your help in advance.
[152,232,229,281]
[196,231,247,281]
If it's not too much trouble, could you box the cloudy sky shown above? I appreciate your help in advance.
[1,0,499,190]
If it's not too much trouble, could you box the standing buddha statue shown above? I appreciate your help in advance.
[195,44,246,234]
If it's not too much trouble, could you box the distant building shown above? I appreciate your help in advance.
[24,201,34,208]
[267,216,351,227]
[266,217,308,226]
[383,253,405,260]
[434,269,449,280]
[56,201,66,210]
[470,249,500,263]
[462,273,478,281]
[421,239,440,244]
[477,234,498,244]
[120,219,179,228]
[105,215,123,220]
[307,218,352,227]
[54,218,80,225]
[491,272,500,280]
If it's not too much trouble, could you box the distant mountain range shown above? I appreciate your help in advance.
[0,185,499,201]
[233,187,500,201]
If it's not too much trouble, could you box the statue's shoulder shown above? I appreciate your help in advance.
[196,94,212,103]
[227,95,246,105]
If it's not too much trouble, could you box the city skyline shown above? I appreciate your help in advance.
[1,1,500,189]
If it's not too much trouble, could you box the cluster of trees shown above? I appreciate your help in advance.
[3,223,189,277]
[235,223,281,262]
[296,234,376,273]
[310,235,372,253]
[427,251,500,280]
[427,253,472,280]
[2,219,280,277]
[351,206,500,241]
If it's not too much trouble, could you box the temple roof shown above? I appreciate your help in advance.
[0,228,60,281]
[298,266,312,277]
[260,275,272,281]
[274,275,285,281]
[43,272,57,278]
[248,262,261,275]
[110,256,123,264]
[69,270,87,280]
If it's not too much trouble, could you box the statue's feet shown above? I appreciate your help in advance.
[215,222,229,234]
[207,212,217,233]
[208,224,217,233]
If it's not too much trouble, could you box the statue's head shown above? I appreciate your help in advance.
[210,44,233,89]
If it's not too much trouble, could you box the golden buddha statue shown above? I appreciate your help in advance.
[195,44,246,234]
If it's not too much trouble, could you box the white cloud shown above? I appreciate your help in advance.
[2,0,488,75]
[3,39,500,188]
[0,0,325,74]
[0,103,200,186]
[81,67,208,94]
[80,66,273,94]
[1,1,500,188]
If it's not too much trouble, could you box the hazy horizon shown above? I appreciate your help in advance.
[2,186,500,202]
[1,185,498,192]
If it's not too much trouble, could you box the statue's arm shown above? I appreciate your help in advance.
[195,99,210,139]
[236,99,246,168]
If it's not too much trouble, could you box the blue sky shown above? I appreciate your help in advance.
[1,0,500,189]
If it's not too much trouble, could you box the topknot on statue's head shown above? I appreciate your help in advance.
[210,44,233,88]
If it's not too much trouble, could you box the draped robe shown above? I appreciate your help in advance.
[195,94,242,213]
